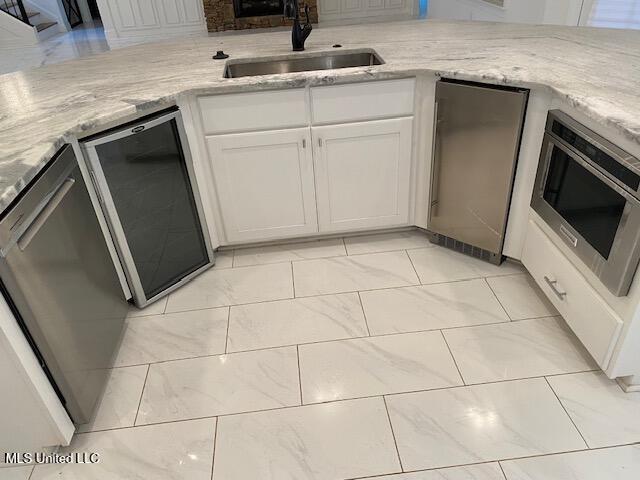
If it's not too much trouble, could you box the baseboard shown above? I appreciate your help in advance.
[616,377,640,393]
[105,29,207,49]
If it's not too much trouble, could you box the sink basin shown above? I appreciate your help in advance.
[223,50,384,78]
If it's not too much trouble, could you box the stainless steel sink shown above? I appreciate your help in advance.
[223,50,384,78]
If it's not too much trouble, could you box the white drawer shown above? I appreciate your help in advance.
[198,89,308,134]
[310,78,415,124]
[522,220,623,369]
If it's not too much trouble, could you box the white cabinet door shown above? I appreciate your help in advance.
[312,117,413,233]
[206,128,318,243]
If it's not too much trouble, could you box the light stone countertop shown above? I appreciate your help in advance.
[0,19,639,211]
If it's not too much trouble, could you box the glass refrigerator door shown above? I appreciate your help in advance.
[89,113,211,304]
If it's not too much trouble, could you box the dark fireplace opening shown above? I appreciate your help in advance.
[233,0,284,17]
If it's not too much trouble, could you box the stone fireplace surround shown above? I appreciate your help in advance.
[203,0,318,32]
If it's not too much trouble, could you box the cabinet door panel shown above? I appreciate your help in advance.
[343,0,362,12]
[313,118,413,233]
[206,129,317,242]
[319,0,341,15]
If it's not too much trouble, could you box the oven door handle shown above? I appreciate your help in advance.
[544,275,567,301]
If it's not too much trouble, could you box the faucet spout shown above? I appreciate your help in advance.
[284,0,312,51]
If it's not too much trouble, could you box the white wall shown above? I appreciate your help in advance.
[96,0,207,49]
[428,0,586,26]
[0,10,38,47]
[0,296,74,458]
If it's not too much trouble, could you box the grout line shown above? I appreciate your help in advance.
[382,396,405,473]
[296,345,304,405]
[231,248,235,268]
[210,417,219,480]
[342,237,349,255]
[498,461,509,480]
[291,261,296,298]
[107,372,602,434]
[128,304,230,322]
[113,313,574,369]
[342,442,640,480]
[484,277,513,321]
[161,296,168,314]
[405,248,423,284]
[439,330,467,386]
[159,273,523,316]
[544,376,590,448]
[357,291,372,336]
[133,364,151,426]
[223,307,231,354]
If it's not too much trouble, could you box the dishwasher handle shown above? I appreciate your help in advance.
[17,177,76,251]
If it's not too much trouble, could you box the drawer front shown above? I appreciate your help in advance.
[311,78,415,124]
[198,89,308,134]
[522,220,623,369]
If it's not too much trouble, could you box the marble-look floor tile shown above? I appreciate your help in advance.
[165,262,293,312]
[443,317,596,384]
[367,462,505,479]
[233,238,346,267]
[299,331,462,403]
[114,308,228,367]
[293,250,419,297]
[136,347,299,424]
[76,366,148,433]
[501,444,640,480]
[344,230,432,255]
[486,274,558,320]
[547,371,640,448]
[386,378,586,470]
[360,279,509,335]
[0,466,33,480]
[407,247,524,284]
[214,250,234,269]
[213,397,401,480]
[227,293,367,352]
[127,296,167,318]
[31,418,215,479]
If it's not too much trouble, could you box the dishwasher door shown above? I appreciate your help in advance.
[0,145,128,424]
[429,80,528,263]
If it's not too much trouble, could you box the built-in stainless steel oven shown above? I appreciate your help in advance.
[532,110,640,297]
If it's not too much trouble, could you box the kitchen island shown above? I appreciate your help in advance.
[0,19,639,210]
[2,18,640,474]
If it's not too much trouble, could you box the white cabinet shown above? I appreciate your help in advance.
[97,0,207,47]
[522,219,623,370]
[198,89,307,135]
[312,117,413,233]
[206,128,318,243]
[318,0,414,22]
[198,80,417,244]
[310,78,415,125]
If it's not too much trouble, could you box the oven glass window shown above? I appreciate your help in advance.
[543,145,626,259]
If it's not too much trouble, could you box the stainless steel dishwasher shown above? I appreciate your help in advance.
[428,79,529,264]
[0,145,128,424]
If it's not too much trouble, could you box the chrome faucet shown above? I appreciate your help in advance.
[284,0,312,51]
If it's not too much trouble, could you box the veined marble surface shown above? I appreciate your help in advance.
[1,19,639,210]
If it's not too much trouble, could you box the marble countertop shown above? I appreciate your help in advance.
[1,19,639,211]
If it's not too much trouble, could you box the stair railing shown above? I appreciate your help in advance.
[0,0,31,26]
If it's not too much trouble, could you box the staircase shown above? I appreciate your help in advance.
[0,0,60,41]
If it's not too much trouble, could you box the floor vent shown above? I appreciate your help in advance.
[426,231,503,266]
